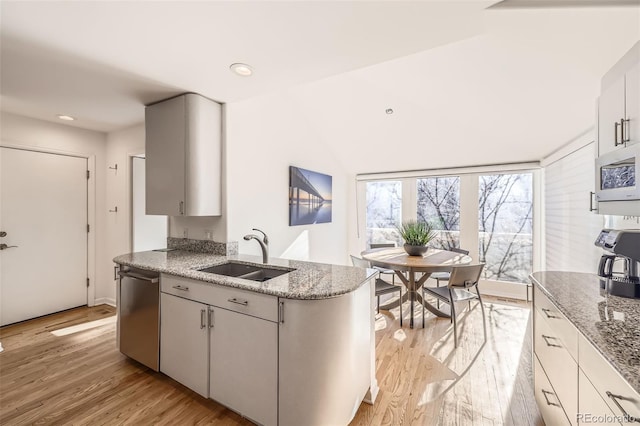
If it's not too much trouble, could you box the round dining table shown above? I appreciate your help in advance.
[361,246,472,328]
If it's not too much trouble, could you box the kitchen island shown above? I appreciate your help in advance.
[530,271,640,425]
[114,249,378,426]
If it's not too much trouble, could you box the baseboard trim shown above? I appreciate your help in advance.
[94,297,116,307]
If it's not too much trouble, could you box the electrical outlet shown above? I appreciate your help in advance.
[183,228,189,239]
[205,229,213,240]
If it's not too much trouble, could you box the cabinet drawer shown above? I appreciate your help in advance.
[534,285,578,360]
[534,309,578,425]
[579,333,640,424]
[579,369,620,425]
[161,274,278,322]
[535,354,571,426]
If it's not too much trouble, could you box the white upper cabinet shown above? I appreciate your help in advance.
[145,93,222,216]
[598,42,640,156]
[626,62,639,147]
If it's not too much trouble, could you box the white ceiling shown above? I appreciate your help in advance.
[1,0,497,132]
[1,1,638,171]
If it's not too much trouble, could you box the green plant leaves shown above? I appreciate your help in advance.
[396,220,435,246]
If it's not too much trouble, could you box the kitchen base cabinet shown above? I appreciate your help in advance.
[534,355,571,426]
[578,369,619,425]
[160,292,209,398]
[209,307,277,426]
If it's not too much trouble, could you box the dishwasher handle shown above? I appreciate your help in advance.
[118,270,159,284]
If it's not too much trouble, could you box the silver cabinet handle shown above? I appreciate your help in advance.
[114,265,120,280]
[606,391,640,423]
[172,285,189,291]
[541,308,558,319]
[621,118,630,143]
[200,309,206,329]
[179,201,184,215]
[0,244,18,250]
[279,301,285,324]
[541,389,560,407]
[589,191,597,212]
[118,271,159,283]
[227,298,249,306]
[208,307,214,328]
[615,121,622,146]
[541,335,562,348]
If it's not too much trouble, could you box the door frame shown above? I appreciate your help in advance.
[0,143,96,306]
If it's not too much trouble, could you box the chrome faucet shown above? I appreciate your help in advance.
[243,228,269,264]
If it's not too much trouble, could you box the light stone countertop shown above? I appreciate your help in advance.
[530,271,640,394]
[113,250,377,300]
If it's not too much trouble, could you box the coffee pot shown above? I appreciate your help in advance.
[594,229,640,299]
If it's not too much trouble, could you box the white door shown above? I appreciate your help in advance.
[0,147,87,326]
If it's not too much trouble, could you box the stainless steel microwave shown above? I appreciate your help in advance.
[595,144,639,202]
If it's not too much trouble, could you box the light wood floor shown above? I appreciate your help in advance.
[0,297,541,425]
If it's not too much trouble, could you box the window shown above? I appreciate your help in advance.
[359,167,539,287]
[417,176,460,250]
[478,173,533,283]
[365,181,402,246]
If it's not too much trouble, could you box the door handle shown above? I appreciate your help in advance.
[118,271,159,283]
[541,335,562,348]
[606,391,640,423]
[589,191,597,212]
[0,231,6,237]
[621,118,630,143]
[227,298,249,306]
[0,244,18,250]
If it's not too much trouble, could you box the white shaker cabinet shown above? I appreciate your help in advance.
[598,42,640,155]
[209,307,278,426]
[145,93,222,216]
[160,292,209,398]
[598,75,626,156]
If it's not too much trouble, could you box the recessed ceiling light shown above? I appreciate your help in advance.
[385,108,394,114]
[57,114,75,121]
[230,63,253,77]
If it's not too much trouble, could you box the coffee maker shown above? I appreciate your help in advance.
[594,229,640,299]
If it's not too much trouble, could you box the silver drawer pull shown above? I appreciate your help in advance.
[541,389,560,407]
[606,391,640,423]
[228,298,249,306]
[541,335,562,348]
[541,308,559,319]
[172,285,189,291]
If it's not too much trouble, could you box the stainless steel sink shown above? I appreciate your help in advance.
[198,261,294,282]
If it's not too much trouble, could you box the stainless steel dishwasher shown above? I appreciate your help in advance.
[118,266,160,371]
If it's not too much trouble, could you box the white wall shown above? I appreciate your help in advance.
[542,134,640,274]
[103,124,145,303]
[0,112,109,304]
[225,91,350,265]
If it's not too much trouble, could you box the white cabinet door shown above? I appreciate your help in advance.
[209,307,277,426]
[160,293,209,397]
[145,95,186,216]
[625,62,639,146]
[145,93,222,216]
[578,369,619,425]
[598,76,626,155]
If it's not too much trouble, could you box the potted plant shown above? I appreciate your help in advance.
[396,220,435,256]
